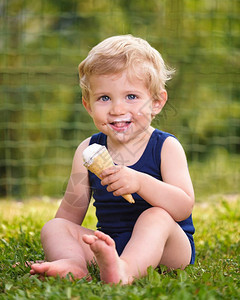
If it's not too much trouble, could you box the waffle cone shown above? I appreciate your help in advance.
[86,149,114,178]
[122,193,135,204]
[84,148,134,204]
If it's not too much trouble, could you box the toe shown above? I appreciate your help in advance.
[94,231,115,247]
[82,234,98,245]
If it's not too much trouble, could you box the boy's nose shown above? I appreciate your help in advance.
[109,100,126,115]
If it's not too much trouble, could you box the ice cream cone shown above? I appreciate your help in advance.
[121,193,135,204]
[83,144,135,204]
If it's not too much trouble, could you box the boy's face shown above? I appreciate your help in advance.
[83,70,166,145]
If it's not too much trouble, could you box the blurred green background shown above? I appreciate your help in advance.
[0,0,239,201]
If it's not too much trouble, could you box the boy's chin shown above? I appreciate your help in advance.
[109,131,131,143]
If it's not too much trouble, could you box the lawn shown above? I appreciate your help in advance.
[0,195,239,299]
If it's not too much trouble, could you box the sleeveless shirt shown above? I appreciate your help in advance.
[88,129,195,239]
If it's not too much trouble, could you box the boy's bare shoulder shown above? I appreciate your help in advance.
[75,137,91,154]
[161,136,188,171]
[75,137,91,156]
[71,137,91,171]
[162,136,186,156]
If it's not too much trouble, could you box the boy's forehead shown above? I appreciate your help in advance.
[89,69,145,85]
[89,71,143,89]
[88,71,152,99]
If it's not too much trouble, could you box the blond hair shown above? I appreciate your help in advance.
[78,35,174,101]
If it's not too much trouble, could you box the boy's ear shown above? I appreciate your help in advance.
[82,97,92,115]
[152,90,168,117]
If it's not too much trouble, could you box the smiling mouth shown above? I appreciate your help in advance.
[109,121,132,132]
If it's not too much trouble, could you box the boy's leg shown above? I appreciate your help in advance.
[123,207,191,271]
[30,218,95,279]
[83,207,192,284]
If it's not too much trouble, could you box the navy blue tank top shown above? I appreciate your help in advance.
[88,129,195,238]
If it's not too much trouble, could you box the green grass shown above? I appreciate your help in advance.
[0,196,239,299]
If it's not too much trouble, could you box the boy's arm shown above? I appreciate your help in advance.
[55,138,91,225]
[137,136,194,221]
[101,136,194,222]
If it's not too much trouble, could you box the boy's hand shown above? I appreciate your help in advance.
[100,166,140,197]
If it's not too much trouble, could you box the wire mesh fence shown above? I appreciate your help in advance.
[0,0,239,199]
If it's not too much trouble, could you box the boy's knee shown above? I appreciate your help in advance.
[41,218,66,239]
[144,207,174,224]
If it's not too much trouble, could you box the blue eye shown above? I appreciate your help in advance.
[127,94,137,100]
[99,95,110,102]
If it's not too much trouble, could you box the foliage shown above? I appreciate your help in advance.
[0,0,239,198]
[0,196,239,299]
[189,149,240,201]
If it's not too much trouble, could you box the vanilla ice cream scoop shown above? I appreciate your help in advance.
[83,143,135,204]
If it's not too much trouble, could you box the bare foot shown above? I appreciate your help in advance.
[26,260,45,268]
[82,231,133,285]
[30,259,89,280]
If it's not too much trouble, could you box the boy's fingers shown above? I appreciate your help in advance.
[101,167,124,186]
[100,165,121,177]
